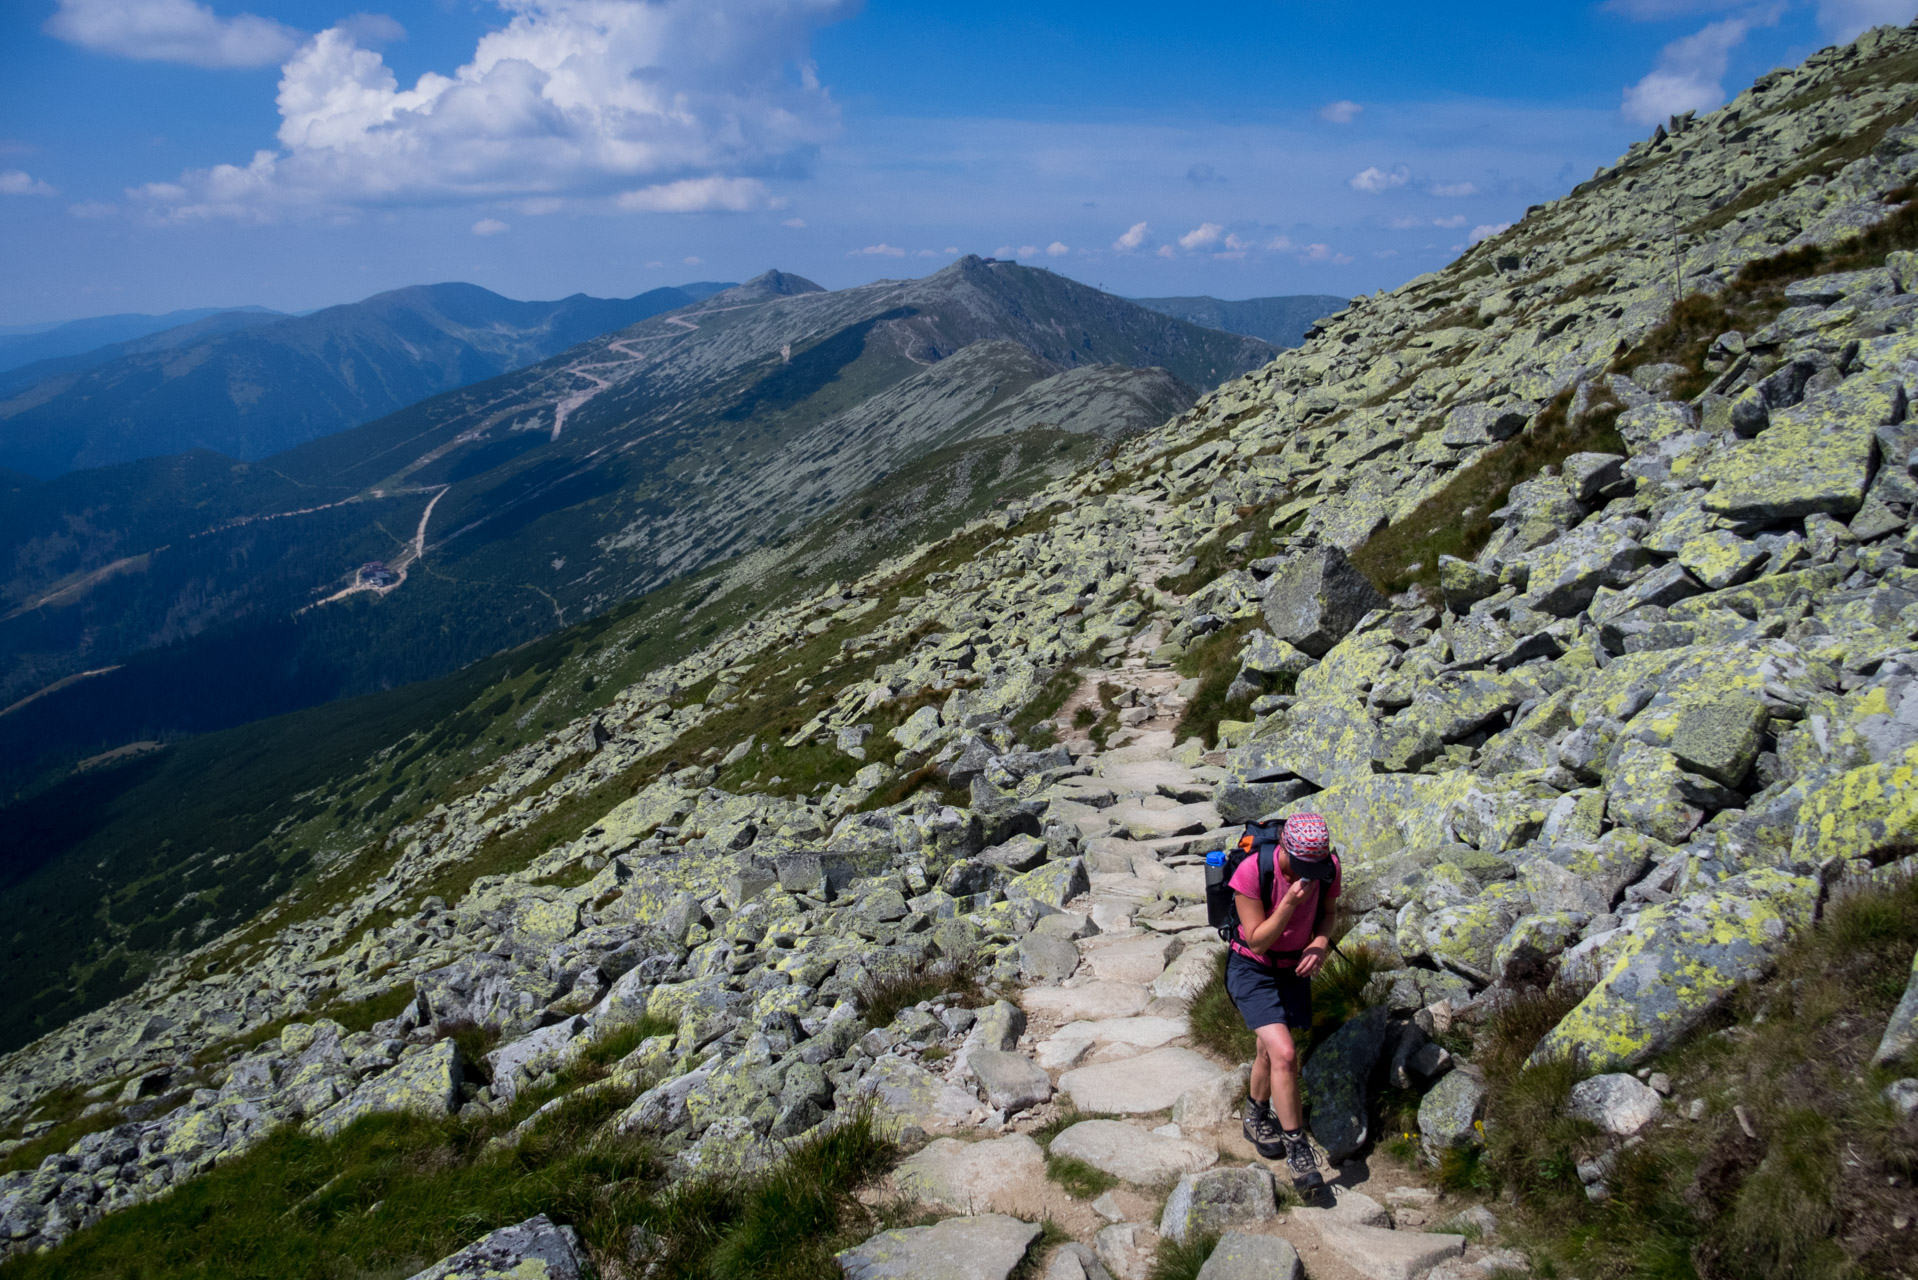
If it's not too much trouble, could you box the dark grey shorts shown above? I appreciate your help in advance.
[1225,951,1313,1031]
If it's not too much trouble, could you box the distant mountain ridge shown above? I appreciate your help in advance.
[0,281,735,477]
[0,258,1270,781]
[0,306,285,374]
[1130,293,1349,347]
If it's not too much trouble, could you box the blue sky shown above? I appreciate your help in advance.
[1,0,1914,325]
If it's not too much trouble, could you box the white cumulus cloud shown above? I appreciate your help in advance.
[849,243,905,256]
[1430,181,1478,197]
[46,0,302,68]
[1469,222,1512,244]
[1620,10,1778,125]
[133,0,852,221]
[1318,100,1363,124]
[1045,241,1069,256]
[0,170,58,197]
[1349,164,1410,194]
[471,217,509,235]
[1433,214,1468,228]
[781,216,806,227]
[1178,222,1224,249]
[1113,220,1149,251]
[617,176,770,213]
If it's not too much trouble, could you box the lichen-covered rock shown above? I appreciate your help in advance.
[307,1040,460,1137]
[1417,1069,1485,1164]
[1259,548,1387,658]
[1533,869,1819,1070]
[1158,1165,1278,1244]
[1792,742,1918,867]
[405,1214,586,1280]
[1006,857,1089,908]
[1703,374,1906,520]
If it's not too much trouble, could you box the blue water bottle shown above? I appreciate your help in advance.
[1205,848,1228,932]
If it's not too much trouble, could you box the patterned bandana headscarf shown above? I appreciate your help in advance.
[1281,813,1331,862]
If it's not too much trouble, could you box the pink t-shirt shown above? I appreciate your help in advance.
[1227,850,1341,965]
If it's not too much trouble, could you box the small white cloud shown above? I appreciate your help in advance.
[1433,214,1468,228]
[1318,100,1363,124]
[1045,241,1069,257]
[1267,234,1294,251]
[518,197,563,215]
[45,0,302,67]
[617,176,769,213]
[944,246,958,254]
[781,216,807,228]
[684,255,704,265]
[1349,165,1410,194]
[1113,220,1149,251]
[1469,222,1512,244]
[1224,233,1251,251]
[1017,244,1039,257]
[1430,181,1478,197]
[1178,222,1224,250]
[471,217,509,235]
[1156,244,1175,259]
[849,243,906,257]
[0,170,58,197]
[1620,12,1776,125]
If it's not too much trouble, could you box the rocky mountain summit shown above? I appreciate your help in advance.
[7,20,1918,1280]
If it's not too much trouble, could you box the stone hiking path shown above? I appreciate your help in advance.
[841,681,1512,1280]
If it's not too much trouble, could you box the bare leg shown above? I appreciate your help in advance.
[1251,1023,1302,1130]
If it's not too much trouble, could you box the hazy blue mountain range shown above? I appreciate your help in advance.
[0,306,285,374]
[0,258,1270,786]
[0,281,734,477]
[1130,293,1349,346]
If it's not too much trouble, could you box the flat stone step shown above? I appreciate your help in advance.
[1022,981,1151,1023]
[1049,1118,1217,1185]
[1051,1015,1189,1048]
[893,1135,1045,1214]
[1059,1046,1227,1114]
[836,1214,1043,1280]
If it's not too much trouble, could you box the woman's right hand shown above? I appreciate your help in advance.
[1280,879,1312,910]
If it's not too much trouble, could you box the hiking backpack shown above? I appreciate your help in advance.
[1206,818,1284,943]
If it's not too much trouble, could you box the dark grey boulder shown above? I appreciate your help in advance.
[1259,548,1387,657]
[1301,1005,1390,1162]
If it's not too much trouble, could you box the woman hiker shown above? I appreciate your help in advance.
[1224,812,1339,1190]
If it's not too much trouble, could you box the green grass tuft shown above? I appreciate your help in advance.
[1147,1229,1219,1280]
[856,960,984,1030]
[1045,1153,1119,1199]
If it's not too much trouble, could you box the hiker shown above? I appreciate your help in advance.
[1212,813,1340,1189]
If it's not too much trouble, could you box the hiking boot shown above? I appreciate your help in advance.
[1241,1101,1284,1160]
[1282,1129,1324,1190]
